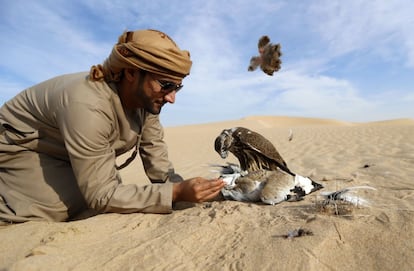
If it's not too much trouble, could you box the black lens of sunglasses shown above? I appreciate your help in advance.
[159,81,183,93]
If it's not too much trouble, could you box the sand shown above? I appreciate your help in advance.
[1,116,413,271]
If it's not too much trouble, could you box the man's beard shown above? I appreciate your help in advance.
[145,99,165,115]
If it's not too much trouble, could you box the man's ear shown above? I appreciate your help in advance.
[124,68,138,82]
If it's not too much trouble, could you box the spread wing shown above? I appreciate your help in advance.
[248,56,261,71]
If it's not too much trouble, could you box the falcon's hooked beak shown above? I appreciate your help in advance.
[214,131,230,159]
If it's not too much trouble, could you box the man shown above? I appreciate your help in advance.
[0,29,224,223]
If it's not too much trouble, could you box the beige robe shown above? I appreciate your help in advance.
[0,72,175,222]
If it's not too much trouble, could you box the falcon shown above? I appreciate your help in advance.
[214,127,291,174]
[248,35,282,76]
[214,127,322,205]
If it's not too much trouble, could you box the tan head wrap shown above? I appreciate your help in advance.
[89,29,192,82]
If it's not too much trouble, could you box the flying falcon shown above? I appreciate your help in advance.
[214,127,322,205]
[248,35,282,76]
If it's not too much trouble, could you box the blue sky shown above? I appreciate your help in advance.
[1,0,413,127]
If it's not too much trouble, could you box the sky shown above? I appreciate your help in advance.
[1,0,413,127]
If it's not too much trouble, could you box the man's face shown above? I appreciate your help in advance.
[120,70,182,114]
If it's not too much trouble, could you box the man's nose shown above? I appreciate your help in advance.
[164,91,176,103]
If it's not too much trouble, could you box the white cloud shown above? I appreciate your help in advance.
[307,0,414,66]
[1,1,112,84]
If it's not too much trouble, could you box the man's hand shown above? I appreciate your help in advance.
[172,177,225,203]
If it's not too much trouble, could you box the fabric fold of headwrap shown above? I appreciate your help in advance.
[89,29,192,82]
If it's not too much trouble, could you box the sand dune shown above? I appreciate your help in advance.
[1,116,413,271]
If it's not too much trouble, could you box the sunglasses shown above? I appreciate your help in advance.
[155,79,183,94]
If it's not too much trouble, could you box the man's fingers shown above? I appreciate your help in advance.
[195,179,225,201]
